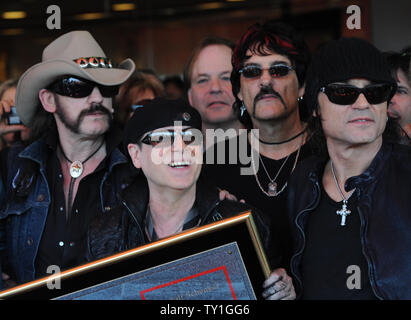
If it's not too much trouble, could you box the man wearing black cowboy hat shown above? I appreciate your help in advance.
[0,30,135,288]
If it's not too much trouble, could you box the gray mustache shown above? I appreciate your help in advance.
[80,104,112,119]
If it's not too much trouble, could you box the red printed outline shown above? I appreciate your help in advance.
[140,265,237,300]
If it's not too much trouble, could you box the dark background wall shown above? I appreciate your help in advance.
[370,0,411,52]
[0,0,409,82]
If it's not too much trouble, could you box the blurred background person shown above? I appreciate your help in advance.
[114,72,165,129]
[384,50,411,145]
[163,75,185,99]
[0,79,31,150]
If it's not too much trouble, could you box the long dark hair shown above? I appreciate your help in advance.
[231,20,311,128]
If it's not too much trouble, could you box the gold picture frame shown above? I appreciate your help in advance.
[0,211,270,300]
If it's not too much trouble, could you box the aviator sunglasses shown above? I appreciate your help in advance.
[320,83,396,105]
[239,64,294,79]
[140,129,201,147]
[48,76,120,98]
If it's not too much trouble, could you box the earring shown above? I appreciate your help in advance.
[297,96,303,102]
[240,101,246,117]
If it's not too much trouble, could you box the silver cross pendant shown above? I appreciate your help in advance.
[336,200,351,226]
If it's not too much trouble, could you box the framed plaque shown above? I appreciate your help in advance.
[0,211,270,300]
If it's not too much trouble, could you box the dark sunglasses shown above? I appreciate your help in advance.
[320,83,396,105]
[140,129,202,147]
[48,76,119,98]
[239,64,294,79]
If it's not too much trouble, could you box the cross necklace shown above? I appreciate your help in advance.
[330,161,355,226]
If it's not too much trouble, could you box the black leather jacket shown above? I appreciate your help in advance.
[87,176,271,264]
[287,142,411,300]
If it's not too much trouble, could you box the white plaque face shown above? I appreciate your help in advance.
[54,242,255,300]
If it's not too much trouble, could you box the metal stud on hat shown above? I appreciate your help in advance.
[182,112,191,121]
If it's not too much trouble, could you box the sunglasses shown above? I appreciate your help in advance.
[48,76,119,98]
[239,64,294,79]
[140,129,201,147]
[320,83,396,105]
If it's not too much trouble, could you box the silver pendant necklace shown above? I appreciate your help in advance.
[260,152,291,196]
[251,137,302,197]
[330,160,355,226]
[59,139,105,178]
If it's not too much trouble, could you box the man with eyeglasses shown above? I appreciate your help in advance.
[202,21,314,282]
[0,31,135,288]
[274,37,411,300]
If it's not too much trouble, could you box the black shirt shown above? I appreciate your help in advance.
[34,128,123,278]
[301,183,376,300]
[201,130,315,269]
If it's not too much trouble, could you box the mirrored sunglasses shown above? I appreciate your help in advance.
[320,83,396,105]
[239,64,294,79]
[140,129,202,147]
[48,76,119,98]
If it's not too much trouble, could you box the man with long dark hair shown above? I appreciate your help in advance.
[203,21,314,275]
[284,38,410,300]
[0,31,135,288]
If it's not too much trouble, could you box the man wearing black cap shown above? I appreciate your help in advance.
[264,37,411,300]
[116,97,268,244]
[93,97,292,300]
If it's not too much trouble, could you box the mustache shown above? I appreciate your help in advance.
[254,85,281,102]
[79,103,113,120]
[253,85,287,114]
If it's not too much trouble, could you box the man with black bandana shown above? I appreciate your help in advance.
[0,31,135,288]
[202,21,314,274]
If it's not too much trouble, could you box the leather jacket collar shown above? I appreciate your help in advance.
[17,125,128,172]
[307,142,393,192]
[119,176,221,226]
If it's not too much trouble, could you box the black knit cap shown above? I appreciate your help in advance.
[305,37,396,109]
[124,97,202,146]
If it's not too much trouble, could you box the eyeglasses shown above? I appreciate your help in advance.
[48,76,119,98]
[140,129,201,147]
[239,64,294,79]
[319,83,396,105]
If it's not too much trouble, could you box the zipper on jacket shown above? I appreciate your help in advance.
[357,206,383,300]
[121,199,144,238]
